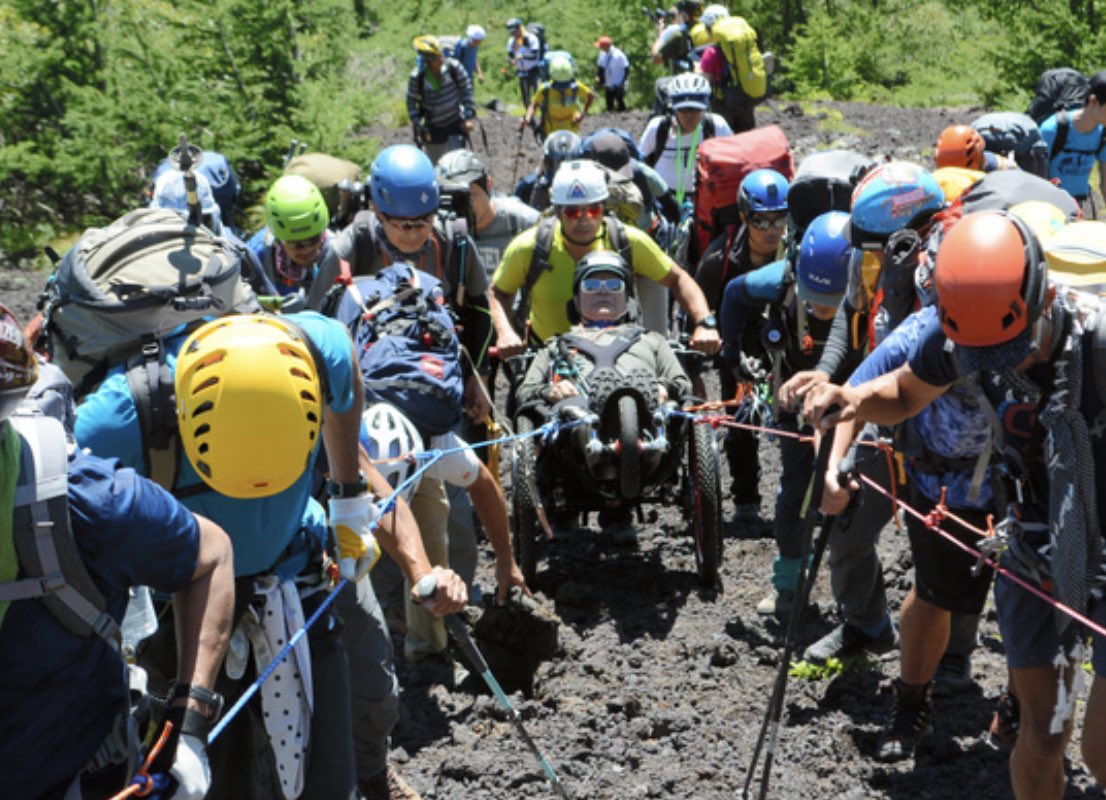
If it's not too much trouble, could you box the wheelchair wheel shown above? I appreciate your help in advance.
[618,395,641,499]
[688,419,723,587]
[511,415,541,584]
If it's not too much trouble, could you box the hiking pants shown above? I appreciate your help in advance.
[825,432,892,632]
[336,576,400,786]
[518,71,539,106]
[774,417,814,562]
[605,85,627,112]
[719,363,761,502]
[405,477,451,659]
[447,482,479,590]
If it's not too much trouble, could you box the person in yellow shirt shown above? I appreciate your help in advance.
[520,55,595,136]
[489,159,720,354]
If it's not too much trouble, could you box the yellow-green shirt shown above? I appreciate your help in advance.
[493,220,673,341]
[533,81,594,133]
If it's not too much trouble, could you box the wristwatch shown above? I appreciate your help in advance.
[326,470,369,498]
[696,313,718,330]
[171,683,225,720]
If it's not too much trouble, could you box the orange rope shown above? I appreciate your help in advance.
[106,720,175,800]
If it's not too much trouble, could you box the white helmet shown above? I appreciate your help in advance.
[467,24,486,42]
[668,73,711,111]
[360,403,424,504]
[550,160,609,206]
[700,4,730,28]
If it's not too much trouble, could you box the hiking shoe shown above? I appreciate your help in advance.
[802,620,898,663]
[986,691,1020,753]
[933,651,974,693]
[876,679,934,762]
[756,588,795,618]
[359,764,422,800]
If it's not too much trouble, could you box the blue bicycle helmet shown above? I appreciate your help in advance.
[845,161,944,248]
[369,144,440,218]
[795,211,853,308]
[738,169,789,215]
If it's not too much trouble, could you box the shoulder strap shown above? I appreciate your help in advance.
[124,336,180,492]
[1051,110,1071,161]
[523,215,558,300]
[1,407,121,651]
[561,326,645,371]
[605,216,634,274]
[646,117,673,167]
[703,115,716,139]
[442,217,469,308]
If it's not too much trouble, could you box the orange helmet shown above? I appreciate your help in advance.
[0,303,37,423]
[935,211,1048,373]
[935,125,986,171]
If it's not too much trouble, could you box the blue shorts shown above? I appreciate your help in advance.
[995,554,1106,675]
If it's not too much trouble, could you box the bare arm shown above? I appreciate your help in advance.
[466,463,529,604]
[804,362,947,432]
[489,285,526,355]
[172,514,234,713]
[660,264,720,354]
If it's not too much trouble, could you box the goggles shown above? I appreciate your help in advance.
[382,212,436,231]
[747,214,787,231]
[580,277,625,293]
[562,204,605,221]
[283,233,324,251]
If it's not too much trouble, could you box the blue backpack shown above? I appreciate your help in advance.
[333,264,464,436]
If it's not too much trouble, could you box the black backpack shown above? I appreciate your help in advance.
[1027,67,1090,124]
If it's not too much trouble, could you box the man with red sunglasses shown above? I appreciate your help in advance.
[489,159,720,357]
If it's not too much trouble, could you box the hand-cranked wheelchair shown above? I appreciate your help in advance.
[505,339,724,588]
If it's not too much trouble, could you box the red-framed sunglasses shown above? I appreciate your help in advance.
[561,204,605,221]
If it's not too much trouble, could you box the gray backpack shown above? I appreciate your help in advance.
[41,208,258,395]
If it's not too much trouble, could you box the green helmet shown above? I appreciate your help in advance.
[549,55,575,83]
[266,175,329,242]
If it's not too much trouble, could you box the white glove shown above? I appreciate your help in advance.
[328,495,382,581]
[168,733,210,800]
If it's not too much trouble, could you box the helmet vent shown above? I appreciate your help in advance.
[192,401,214,418]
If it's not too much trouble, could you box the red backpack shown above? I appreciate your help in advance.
[692,125,793,262]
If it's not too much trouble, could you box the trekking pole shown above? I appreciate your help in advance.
[416,576,570,799]
[171,133,202,227]
[741,425,843,800]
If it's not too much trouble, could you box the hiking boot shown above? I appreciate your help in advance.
[986,691,1020,753]
[756,588,795,618]
[403,652,455,688]
[876,679,934,762]
[933,651,974,693]
[359,764,422,800]
[802,619,898,663]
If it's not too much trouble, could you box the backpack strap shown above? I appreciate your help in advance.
[0,406,122,651]
[441,217,469,308]
[605,215,634,273]
[520,215,559,322]
[561,326,645,371]
[645,116,673,168]
[125,336,181,492]
[1051,110,1071,161]
[703,115,716,139]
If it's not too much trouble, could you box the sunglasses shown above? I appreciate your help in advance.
[580,277,625,293]
[283,234,324,251]
[382,212,435,231]
[747,214,787,231]
[561,204,605,221]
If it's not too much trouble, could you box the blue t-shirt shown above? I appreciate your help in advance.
[0,450,198,799]
[1039,110,1106,198]
[453,38,480,80]
[75,312,356,578]
[849,307,992,508]
[908,310,1106,520]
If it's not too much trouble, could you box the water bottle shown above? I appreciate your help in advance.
[121,586,158,662]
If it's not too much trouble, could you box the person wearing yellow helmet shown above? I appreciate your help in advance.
[521,54,595,136]
[74,310,467,799]
[406,35,476,164]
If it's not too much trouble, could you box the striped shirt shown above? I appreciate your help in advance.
[406,58,475,131]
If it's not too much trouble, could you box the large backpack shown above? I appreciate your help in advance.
[40,208,258,397]
[151,150,240,228]
[283,152,365,229]
[783,149,875,236]
[692,125,794,261]
[970,112,1050,178]
[539,79,579,126]
[711,16,768,104]
[529,24,549,63]
[435,34,461,59]
[0,403,121,651]
[1027,67,1090,124]
[333,264,464,436]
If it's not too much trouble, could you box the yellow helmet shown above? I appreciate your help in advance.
[413,35,443,57]
[1009,200,1069,243]
[175,315,323,499]
[931,166,984,203]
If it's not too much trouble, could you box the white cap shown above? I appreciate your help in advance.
[467,24,486,41]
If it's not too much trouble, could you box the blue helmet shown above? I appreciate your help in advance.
[370,144,440,218]
[846,160,944,247]
[796,211,853,308]
[738,169,789,215]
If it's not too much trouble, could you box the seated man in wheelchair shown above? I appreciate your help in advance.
[515,250,692,543]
